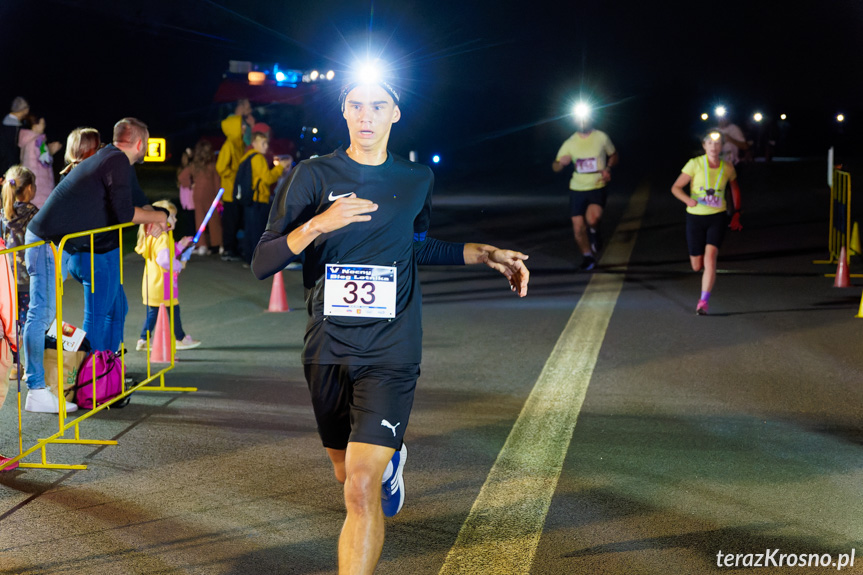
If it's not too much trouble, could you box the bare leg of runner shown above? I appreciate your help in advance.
[327,447,347,483]
[338,441,395,575]
[701,244,719,293]
[572,216,591,254]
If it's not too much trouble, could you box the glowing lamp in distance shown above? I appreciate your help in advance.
[701,113,709,121]
[714,105,727,118]
[432,155,441,164]
[780,113,787,120]
[310,70,320,81]
[144,138,166,162]
[275,71,287,82]
[837,114,845,123]
[326,70,336,80]
[753,112,763,122]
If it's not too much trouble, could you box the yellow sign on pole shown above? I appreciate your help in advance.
[144,138,166,162]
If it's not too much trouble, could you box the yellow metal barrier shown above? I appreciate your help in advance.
[816,169,862,278]
[0,223,196,472]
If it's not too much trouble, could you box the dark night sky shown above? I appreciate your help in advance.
[1,0,861,171]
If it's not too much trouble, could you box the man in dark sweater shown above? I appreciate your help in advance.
[252,78,529,573]
[22,118,168,414]
[0,97,30,177]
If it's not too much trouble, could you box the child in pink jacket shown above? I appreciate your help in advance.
[17,116,61,208]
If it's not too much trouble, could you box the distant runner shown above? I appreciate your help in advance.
[552,102,618,271]
[671,130,743,315]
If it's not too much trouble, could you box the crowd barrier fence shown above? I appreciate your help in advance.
[0,222,196,472]
[815,170,850,260]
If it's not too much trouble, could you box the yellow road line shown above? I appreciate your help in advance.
[438,182,650,574]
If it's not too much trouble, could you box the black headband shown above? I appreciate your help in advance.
[339,81,400,113]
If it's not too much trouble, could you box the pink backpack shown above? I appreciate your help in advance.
[74,351,130,409]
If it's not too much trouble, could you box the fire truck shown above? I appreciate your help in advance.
[209,60,339,160]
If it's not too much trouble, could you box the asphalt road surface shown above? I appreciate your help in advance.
[1,156,862,575]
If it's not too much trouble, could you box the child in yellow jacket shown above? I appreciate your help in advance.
[134,200,200,351]
[237,131,284,264]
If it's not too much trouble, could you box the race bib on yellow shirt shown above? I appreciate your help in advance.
[576,157,599,173]
[324,264,397,318]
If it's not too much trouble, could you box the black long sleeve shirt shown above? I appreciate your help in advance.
[252,147,464,365]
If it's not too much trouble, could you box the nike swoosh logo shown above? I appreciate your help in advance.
[328,191,353,201]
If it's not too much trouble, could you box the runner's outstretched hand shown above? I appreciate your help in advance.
[485,249,530,297]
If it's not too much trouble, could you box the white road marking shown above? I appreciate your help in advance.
[438,182,650,574]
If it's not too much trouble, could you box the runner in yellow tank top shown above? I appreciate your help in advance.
[671,131,743,315]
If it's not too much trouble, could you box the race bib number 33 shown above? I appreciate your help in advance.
[324,264,397,318]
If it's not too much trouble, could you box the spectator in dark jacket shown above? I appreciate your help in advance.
[0,97,30,177]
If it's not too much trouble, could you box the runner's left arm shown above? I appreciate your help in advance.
[729,178,743,231]
[464,243,529,297]
[411,181,529,296]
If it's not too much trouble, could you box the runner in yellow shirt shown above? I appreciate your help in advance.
[671,130,743,315]
[552,104,618,270]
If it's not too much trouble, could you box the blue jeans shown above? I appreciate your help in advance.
[140,304,185,341]
[66,249,127,352]
[22,231,59,390]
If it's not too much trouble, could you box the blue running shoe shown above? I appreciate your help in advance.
[381,443,407,517]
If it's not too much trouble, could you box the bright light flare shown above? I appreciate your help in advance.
[837,114,845,123]
[780,113,787,120]
[701,113,709,121]
[354,60,384,85]
[326,70,336,81]
[708,131,722,142]
[275,71,286,82]
[714,105,727,118]
[310,70,320,81]
[432,154,441,164]
[573,102,590,120]
[753,112,763,122]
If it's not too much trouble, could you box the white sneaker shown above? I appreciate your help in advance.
[175,335,201,350]
[25,387,78,414]
[194,245,208,256]
[136,339,147,351]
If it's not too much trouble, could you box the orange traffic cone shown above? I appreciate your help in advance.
[149,303,172,363]
[267,271,290,312]
[834,246,851,288]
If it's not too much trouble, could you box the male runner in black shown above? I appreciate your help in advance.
[252,79,529,574]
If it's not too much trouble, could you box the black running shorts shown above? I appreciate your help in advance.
[304,363,420,450]
[686,212,728,256]
[569,188,607,217]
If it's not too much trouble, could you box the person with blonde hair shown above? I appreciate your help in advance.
[1,166,38,342]
[134,200,200,351]
[671,130,743,314]
[0,165,76,413]
[60,127,101,176]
